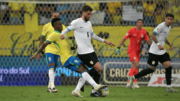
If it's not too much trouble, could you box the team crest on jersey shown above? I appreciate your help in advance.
[74,60,79,63]
[134,57,136,60]
[152,61,155,65]
[90,61,94,65]
[49,57,51,61]
[141,34,144,38]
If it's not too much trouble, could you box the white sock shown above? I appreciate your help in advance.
[49,69,55,89]
[82,72,98,87]
[91,89,96,93]
[167,85,171,88]
[75,77,86,92]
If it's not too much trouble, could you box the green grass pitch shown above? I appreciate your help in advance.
[0,86,180,101]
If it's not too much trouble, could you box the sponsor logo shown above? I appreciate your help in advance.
[141,34,144,38]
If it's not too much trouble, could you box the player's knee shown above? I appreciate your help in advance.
[48,63,55,67]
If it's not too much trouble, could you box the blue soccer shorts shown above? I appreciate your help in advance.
[45,53,60,66]
[64,56,82,71]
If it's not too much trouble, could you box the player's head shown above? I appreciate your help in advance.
[165,13,174,26]
[51,18,62,32]
[51,12,60,20]
[82,5,93,21]
[136,19,143,28]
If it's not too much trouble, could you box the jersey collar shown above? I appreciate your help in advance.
[54,30,61,34]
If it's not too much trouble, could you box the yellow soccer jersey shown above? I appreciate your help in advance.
[46,30,72,65]
[41,22,66,55]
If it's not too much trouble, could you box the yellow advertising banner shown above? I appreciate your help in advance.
[0,25,180,57]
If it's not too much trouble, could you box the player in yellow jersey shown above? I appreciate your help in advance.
[30,18,107,97]
[37,12,66,93]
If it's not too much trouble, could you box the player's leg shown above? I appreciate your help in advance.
[128,53,158,89]
[160,53,179,93]
[127,52,139,88]
[64,56,106,97]
[46,53,58,93]
[78,52,102,97]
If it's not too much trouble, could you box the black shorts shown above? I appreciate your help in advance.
[78,52,99,67]
[147,52,171,67]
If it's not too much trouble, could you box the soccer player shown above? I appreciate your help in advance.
[60,5,115,97]
[115,19,152,88]
[30,18,107,97]
[37,12,66,93]
[128,13,179,93]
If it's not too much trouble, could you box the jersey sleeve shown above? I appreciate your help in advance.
[144,31,149,41]
[46,33,58,43]
[66,20,79,31]
[124,29,132,39]
[153,24,165,35]
[41,25,48,37]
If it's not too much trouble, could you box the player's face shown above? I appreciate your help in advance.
[136,20,143,28]
[51,13,60,19]
[55,21,63,32]
[83,11,92,21]
[165,17,174,26]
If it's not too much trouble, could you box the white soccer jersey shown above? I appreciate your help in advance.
[66,18,104,54]
[149,22,171,55]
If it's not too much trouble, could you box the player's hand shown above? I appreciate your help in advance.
[60,34,65,39]
[115,48,121,55]
[104,40,115,47]
[158,45,164,50]
[169,44,173,50]
[30,54,38,61]
[37,53,41,60]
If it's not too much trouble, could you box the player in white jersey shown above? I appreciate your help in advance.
[128,13,179,93]
[60,5,115,97]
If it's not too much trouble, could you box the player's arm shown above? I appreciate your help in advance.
[60,20,78,39]
[115,31,130,55]
[165,37,173,50]
[30,41,50,61]
[37,25,48,60]
[91,32,115,47]
[151,25,165,50]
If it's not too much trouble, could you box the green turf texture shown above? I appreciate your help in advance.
[0,86,179,101]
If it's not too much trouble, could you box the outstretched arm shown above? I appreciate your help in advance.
[118,38,126,48]
[165,38,173,50]
[151,33,164,50]
[30,42,50,61]
[145,39,152,46]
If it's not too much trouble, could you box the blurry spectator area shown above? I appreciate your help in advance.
[56,4,69,24]
[8,1,24,24]
[0,0,180,26]
[24,3,38,32]
[37,3,55,25]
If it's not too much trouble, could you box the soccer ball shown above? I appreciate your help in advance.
[98,87,109,97]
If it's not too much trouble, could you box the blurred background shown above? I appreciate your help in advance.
[0,0,180,86]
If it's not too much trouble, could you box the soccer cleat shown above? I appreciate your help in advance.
[128,76,135,89]
[72,90,83,97]
[133,83,140,89]
[47,88,51,92]
[48,88,58,93]
[94,85,108,91]
[90,92,101,97]
[166,87,179,93]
